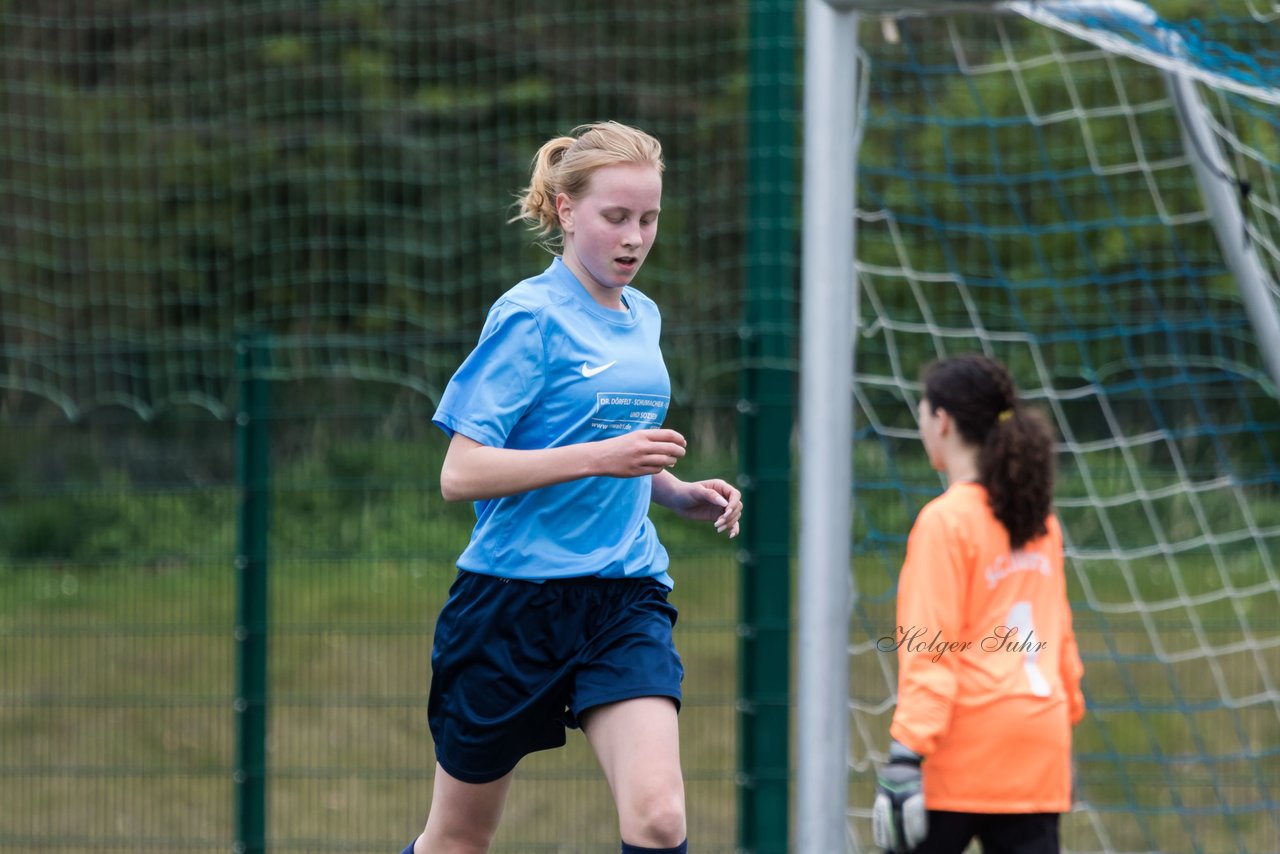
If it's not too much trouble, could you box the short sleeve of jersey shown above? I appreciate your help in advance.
[433,299,546,447]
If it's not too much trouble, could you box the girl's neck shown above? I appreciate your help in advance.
[945,452,980,486]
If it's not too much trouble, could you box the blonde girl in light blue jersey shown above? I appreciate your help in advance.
[400,121,742,854]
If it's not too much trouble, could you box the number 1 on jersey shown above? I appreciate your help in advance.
[1006,601,1051,697]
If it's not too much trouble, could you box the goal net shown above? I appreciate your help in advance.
[845,1,1280,852]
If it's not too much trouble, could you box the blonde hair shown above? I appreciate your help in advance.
[512,121,664,247]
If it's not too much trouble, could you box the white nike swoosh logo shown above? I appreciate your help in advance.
[580,360,617,378]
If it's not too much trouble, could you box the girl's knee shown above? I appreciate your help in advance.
[626,789,687,847]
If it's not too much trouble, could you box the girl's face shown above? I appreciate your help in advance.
[917,397,947,472]
[557,162,662,309]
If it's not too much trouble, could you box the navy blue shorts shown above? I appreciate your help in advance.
[427,571,684,784]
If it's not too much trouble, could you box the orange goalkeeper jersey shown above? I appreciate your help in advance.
[888,482,1085,813]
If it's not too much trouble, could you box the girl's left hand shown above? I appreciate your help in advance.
[669,478,742,538]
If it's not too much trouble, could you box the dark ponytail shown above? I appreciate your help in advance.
[922,354,1056,549]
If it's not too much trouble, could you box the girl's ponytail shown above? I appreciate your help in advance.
[922,354,1056,548]
[513,136,576,238]
[980,403,1056,549]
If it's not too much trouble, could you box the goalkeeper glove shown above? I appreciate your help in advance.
[872,739,927,854]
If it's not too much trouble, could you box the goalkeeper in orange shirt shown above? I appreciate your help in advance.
[873,354,1086,854]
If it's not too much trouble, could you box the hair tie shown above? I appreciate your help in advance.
[997,409,1014,423]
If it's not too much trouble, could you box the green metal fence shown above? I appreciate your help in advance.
[0,3,797,852]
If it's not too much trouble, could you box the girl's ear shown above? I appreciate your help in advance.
[934,407,952,438]
[555,192,574,232]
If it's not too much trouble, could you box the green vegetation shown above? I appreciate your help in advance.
[0,432,743,852]
[0,1,752,434]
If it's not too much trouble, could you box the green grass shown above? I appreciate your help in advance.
[5,431,1279,852]
[0,430,748,853]
[0,550,742,854]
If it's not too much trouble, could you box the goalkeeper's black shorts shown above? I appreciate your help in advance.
[916,810,1060,854]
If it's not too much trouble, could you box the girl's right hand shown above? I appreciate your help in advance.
[594,428,687,477]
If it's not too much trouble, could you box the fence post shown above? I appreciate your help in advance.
[739,1,797,851]
[234,332,271,854]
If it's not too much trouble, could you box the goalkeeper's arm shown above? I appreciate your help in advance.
[872,739,927,854]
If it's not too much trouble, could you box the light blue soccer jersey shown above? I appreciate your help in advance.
[433,258,673,585]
